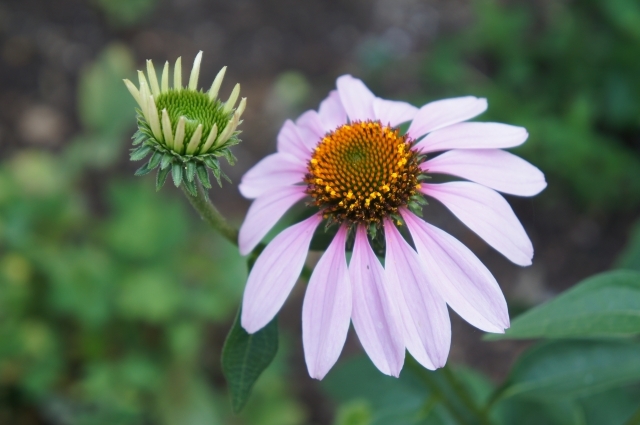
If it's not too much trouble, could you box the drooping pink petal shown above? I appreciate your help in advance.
[373,98,418,127]
[414,122,528,153]
[407,97,488,139]
[318,90,347,132]
[238,185,308,255]
[303,225,352,380]
[421,182,533,266]
[239,152,307,199]
[422,149,546,197]
[277,119,313,162]
[241,214,322,333]
[350,225,405,377]
[384,220,451,370]
[336,75,376,121]
[401,209,509,333]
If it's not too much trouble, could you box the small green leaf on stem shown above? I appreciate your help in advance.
[221,309,278,413]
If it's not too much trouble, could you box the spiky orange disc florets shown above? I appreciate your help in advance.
[305,120,423,224]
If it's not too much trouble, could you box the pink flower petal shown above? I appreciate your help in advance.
[350,225,405,377]
[401,209,509,333]
[277,119,313,162]
[336,75,376,121]
[384,220,451,370]
[421,182,533,266]
[238,185,308,255]
[373,98,418,127]
[295,110,326,148]
[318,90,347,132]
[242,214,322,333]
[423,149,546,196]
[407,97,488,139]
[239,153,307,199]
[303,225,352,380]
[414,122,528,153]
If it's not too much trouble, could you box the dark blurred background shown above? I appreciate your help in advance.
[1,0,639,424]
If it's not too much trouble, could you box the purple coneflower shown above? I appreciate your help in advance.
[238,75,546,379]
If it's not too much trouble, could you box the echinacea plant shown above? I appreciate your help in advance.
[122,60,551,416]
[124,51,246,195]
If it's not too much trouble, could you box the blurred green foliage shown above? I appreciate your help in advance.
[416,0,640,211]
[91,0,158,28]
[0,42,306,424]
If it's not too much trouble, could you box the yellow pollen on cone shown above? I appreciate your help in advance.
[304,120,423,224]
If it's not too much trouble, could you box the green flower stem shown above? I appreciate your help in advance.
[180,182,315,281]
[406,357,493,425]
[181,183,239,245]
[441,365,493,425]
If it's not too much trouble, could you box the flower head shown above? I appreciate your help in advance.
[124,51,246,195]
[238,75,546,379]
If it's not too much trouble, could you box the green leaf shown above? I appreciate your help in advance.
[493,398,583,425]
[579,386,640,425]
[129,145,151,161]
[499,339,640,401]
[196,165,211,189]
[160,152,173,170]
[203,156,219,170]
[134,162,152,176]
[132,131,146,145]
[182,172,197,196]
[487,270,640,340]
[147,150,162,170]
[171,163,182,187]
[186,161,197,182]
[156,165,171,190]
[221,310,278,413]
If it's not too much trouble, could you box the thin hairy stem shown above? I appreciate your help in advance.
[181,183,239,245]
[181,183,315,281]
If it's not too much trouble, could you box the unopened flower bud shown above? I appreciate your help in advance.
[123,51,246,195]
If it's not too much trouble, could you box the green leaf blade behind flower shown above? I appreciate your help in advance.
[498,339,640,401]
[487,270,640,340]
[221,310,278,413]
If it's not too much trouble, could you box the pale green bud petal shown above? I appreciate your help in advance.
[174,57,182,91]
[161,61,169,93]
[186,124,203,155]
[216,114,238,147]
[208,66,227,100]
[146,60,161,97]
[137,69,149,89]
[138,77,151,121]
[123,79,142,108]
[173,116,187,154]
[199,123,218,153]
[235,97,247,119]
[223,83,240,114]
[161,109,174,149]
[188,51,203,91]
[147,96,163,142]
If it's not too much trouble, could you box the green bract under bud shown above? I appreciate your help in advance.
[123,51,246,195]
